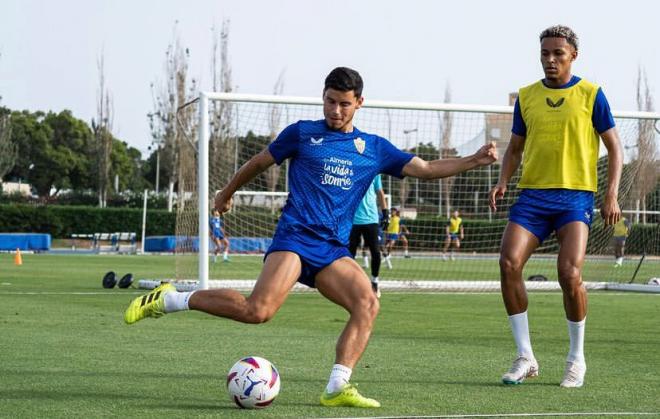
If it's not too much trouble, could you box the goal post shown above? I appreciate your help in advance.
[169,92,660,293]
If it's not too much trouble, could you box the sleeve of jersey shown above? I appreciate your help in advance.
[373,174,383,191]
[377,137,414,178]
[511,97,527,137]
[592,88,616,134]
[268,122,300,165]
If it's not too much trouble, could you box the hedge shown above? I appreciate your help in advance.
[0,204,175,239]
[1,204,657,254]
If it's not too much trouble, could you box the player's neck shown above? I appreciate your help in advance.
[543,73,573,88]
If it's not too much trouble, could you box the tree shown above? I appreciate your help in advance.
[439,83,454,217]
[91,53,113,207]
[7,110,93,199]
[209,19,235,194]
[633,66,658,223]
[265,70,286,193]
[0,107,16,181]
[149,22,197,211]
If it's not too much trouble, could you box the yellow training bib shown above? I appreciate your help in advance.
[517,79,600,192]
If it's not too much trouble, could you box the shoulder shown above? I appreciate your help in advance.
[519,80,543,95]
[575,77,600,91]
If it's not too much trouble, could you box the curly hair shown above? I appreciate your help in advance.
[539,25,579,51]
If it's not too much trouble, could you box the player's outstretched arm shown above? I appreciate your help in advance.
[488,133,525,212]
[215,149,276,214]
[599,127,623,226]
[402,142,497,180]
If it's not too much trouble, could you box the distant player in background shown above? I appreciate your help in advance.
[612,216,631,267]
[126,66,497,408]
[210,209,230,263]
[383,208,400,267]
[489,25,622,388]
[398,218,411,258]
[442,209,464,261]
[349,174,389,298]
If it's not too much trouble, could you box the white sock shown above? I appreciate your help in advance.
[223,250,228,259]
[404,249,409,256]
[372,276,379,284]
[385,256,392,269]
[326,364,352,393]
[508,311,534,359]
[363,255,369,267]
[163,290,196,313]
[616,257,623,264]
[567,318,586,364]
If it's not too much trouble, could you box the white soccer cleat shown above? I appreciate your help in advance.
[371,282,381,299]
[560,361,586,388]
[502,356,539,385]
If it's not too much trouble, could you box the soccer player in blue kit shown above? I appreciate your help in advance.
[125,67,497,407]
[210,209,230,263]
[489,26,622,388]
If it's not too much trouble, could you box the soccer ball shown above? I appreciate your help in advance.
[648,278,660,286]
[226,356,280,409]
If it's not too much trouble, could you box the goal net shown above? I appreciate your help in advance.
[154,93,659,293]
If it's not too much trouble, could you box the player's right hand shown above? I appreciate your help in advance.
[214,190,234,215]
[488,183,507,212]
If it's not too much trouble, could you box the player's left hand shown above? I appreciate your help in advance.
[600,193,621,226]
[214,190,234,215]
[474,142,498,166]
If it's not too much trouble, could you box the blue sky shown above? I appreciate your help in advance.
[1,0,658,154]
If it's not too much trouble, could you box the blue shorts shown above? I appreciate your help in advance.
[265,223,351,288]
[386,233,399,241]
[212,229,224,240]
[509,201,593,243]
[448,233,460,240]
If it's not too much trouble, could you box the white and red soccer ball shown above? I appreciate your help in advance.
[226,356,280,409]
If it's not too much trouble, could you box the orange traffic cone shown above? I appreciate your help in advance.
[14,248,22,266]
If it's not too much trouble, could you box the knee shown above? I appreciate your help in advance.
[355,293,380,322]
[500,255,523,277]
[558,263,582,292]
[244,302,277,324]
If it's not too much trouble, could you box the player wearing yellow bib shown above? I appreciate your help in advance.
[489,25,623,388]
[443,210,464,261]
[384,208,410,265]
[612,216,631,267]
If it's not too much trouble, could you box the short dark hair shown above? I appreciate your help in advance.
[324,67,363,97]
[539,25,579,51]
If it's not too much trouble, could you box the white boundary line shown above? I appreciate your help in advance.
[322,412,659,418]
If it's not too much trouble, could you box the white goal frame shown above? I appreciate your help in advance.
[196,92,660,290]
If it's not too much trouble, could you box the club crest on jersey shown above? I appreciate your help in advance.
[546,97,565,108]
[310,137,324,145]
[354,137,365,154]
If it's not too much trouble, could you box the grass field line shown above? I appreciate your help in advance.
[0,290,658,297]
[0,291,145,295]
[322,412,660,418]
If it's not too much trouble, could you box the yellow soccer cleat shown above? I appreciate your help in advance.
[320,384,381,408]
[124,283,175,325]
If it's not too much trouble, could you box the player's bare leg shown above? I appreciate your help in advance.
[442,237,450,260]
[188,251,300,322]
[500,222,540,384]
[316,257,381,407]
[556,221,589,387]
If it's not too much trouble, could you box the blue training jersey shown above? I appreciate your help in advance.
[268,120,413,246]
[353,175,383,225]
[210,216,223,231]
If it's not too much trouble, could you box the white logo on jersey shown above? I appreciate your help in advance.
[585,211,591,221]
[310,137,324,145]
[354,137,365,154]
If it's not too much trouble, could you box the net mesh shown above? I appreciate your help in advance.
[171,96,659,291]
